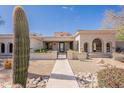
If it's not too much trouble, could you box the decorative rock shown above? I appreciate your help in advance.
[78,75,82,80]
[26,76,49,88]
[29,78,35,84]
[32,80,39,85]
[36,77,41,82]
[74,74,78,78]
[32,77,42,85]
[0,81,11,88]
[43,79,48,84]
[37,81,46,88]
[75,72,98,88]
[0,76,49,88]
[12,84,23,88]
[37,81,42,86]
[28,84,37,88]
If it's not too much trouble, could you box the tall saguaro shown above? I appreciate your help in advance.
[12,6,30,88]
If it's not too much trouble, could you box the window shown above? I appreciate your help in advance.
[1,43,5,53]
[106,43,111,52]
[46,42,52,50]
[9,43,13,53]
[84,43,88,52]
[70,42,73,50]
[92,39,102,52]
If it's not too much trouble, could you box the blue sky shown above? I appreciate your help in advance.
[0,5,121,36]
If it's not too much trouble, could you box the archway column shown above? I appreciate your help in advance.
[5,43,8,54]
[112,41,116,52]
[73,41,77,51]
[7,43,9,54]
[103,41,106,53]
[89,43,92,53]
[78,41,81,53]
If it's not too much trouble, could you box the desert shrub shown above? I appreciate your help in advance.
[116,47,124,54]
[114,53,124,62]
[97,65,124,88]
[116,47,122,53]
[4,59,12,69]
[34,48,48,53]
[115,56,124,62]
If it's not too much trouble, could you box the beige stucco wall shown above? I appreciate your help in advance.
[0,30,117,58]
[65,42,70,51]
[67,50,87,60]
[52,42,59,51]
[0,35,44,55]
[0,36,13,55]
[74,30,116,53]
[30,37,43,52]
[43,36,74,41]
[30,51,57,60]
[80,34,115,53]
[74,35,80,51]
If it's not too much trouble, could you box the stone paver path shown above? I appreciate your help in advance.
[46,59,79,88]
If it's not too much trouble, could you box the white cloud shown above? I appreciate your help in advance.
[62,6,68,9]
[61,6,74,11]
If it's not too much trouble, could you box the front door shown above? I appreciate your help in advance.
[59,42,65,52]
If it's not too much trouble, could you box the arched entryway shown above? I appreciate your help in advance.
[106,42,111,52]
[92,38,102,52]
[8,43,13,53]
[0,43,5,53]
[84,42,88,52]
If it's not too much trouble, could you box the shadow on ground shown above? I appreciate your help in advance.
[50,73,76,80]
[28,73,49,79]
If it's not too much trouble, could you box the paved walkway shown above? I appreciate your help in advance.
[46,59,79,88]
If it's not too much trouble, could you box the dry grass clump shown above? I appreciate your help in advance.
[98,65,124,88]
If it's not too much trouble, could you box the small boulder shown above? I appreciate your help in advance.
[32,80,39,85]
[37,81,46,88]
[29,84,37,88]
[43,79,48,84]
[12,84,23,88]
[29,78,35,84]
[36,77,41,82]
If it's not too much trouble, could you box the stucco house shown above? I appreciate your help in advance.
[0,29,123,59]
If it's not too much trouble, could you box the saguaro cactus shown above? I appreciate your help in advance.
[12,6,30,88]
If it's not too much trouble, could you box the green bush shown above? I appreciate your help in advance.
[97,65,124,88]
[34,48,48,53]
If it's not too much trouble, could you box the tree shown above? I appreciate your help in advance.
[102,8,124,40]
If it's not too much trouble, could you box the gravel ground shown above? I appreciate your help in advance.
[69,58,124,88]
[69,59,104,74]
[0,60,55,88]
[28,60,55,77]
